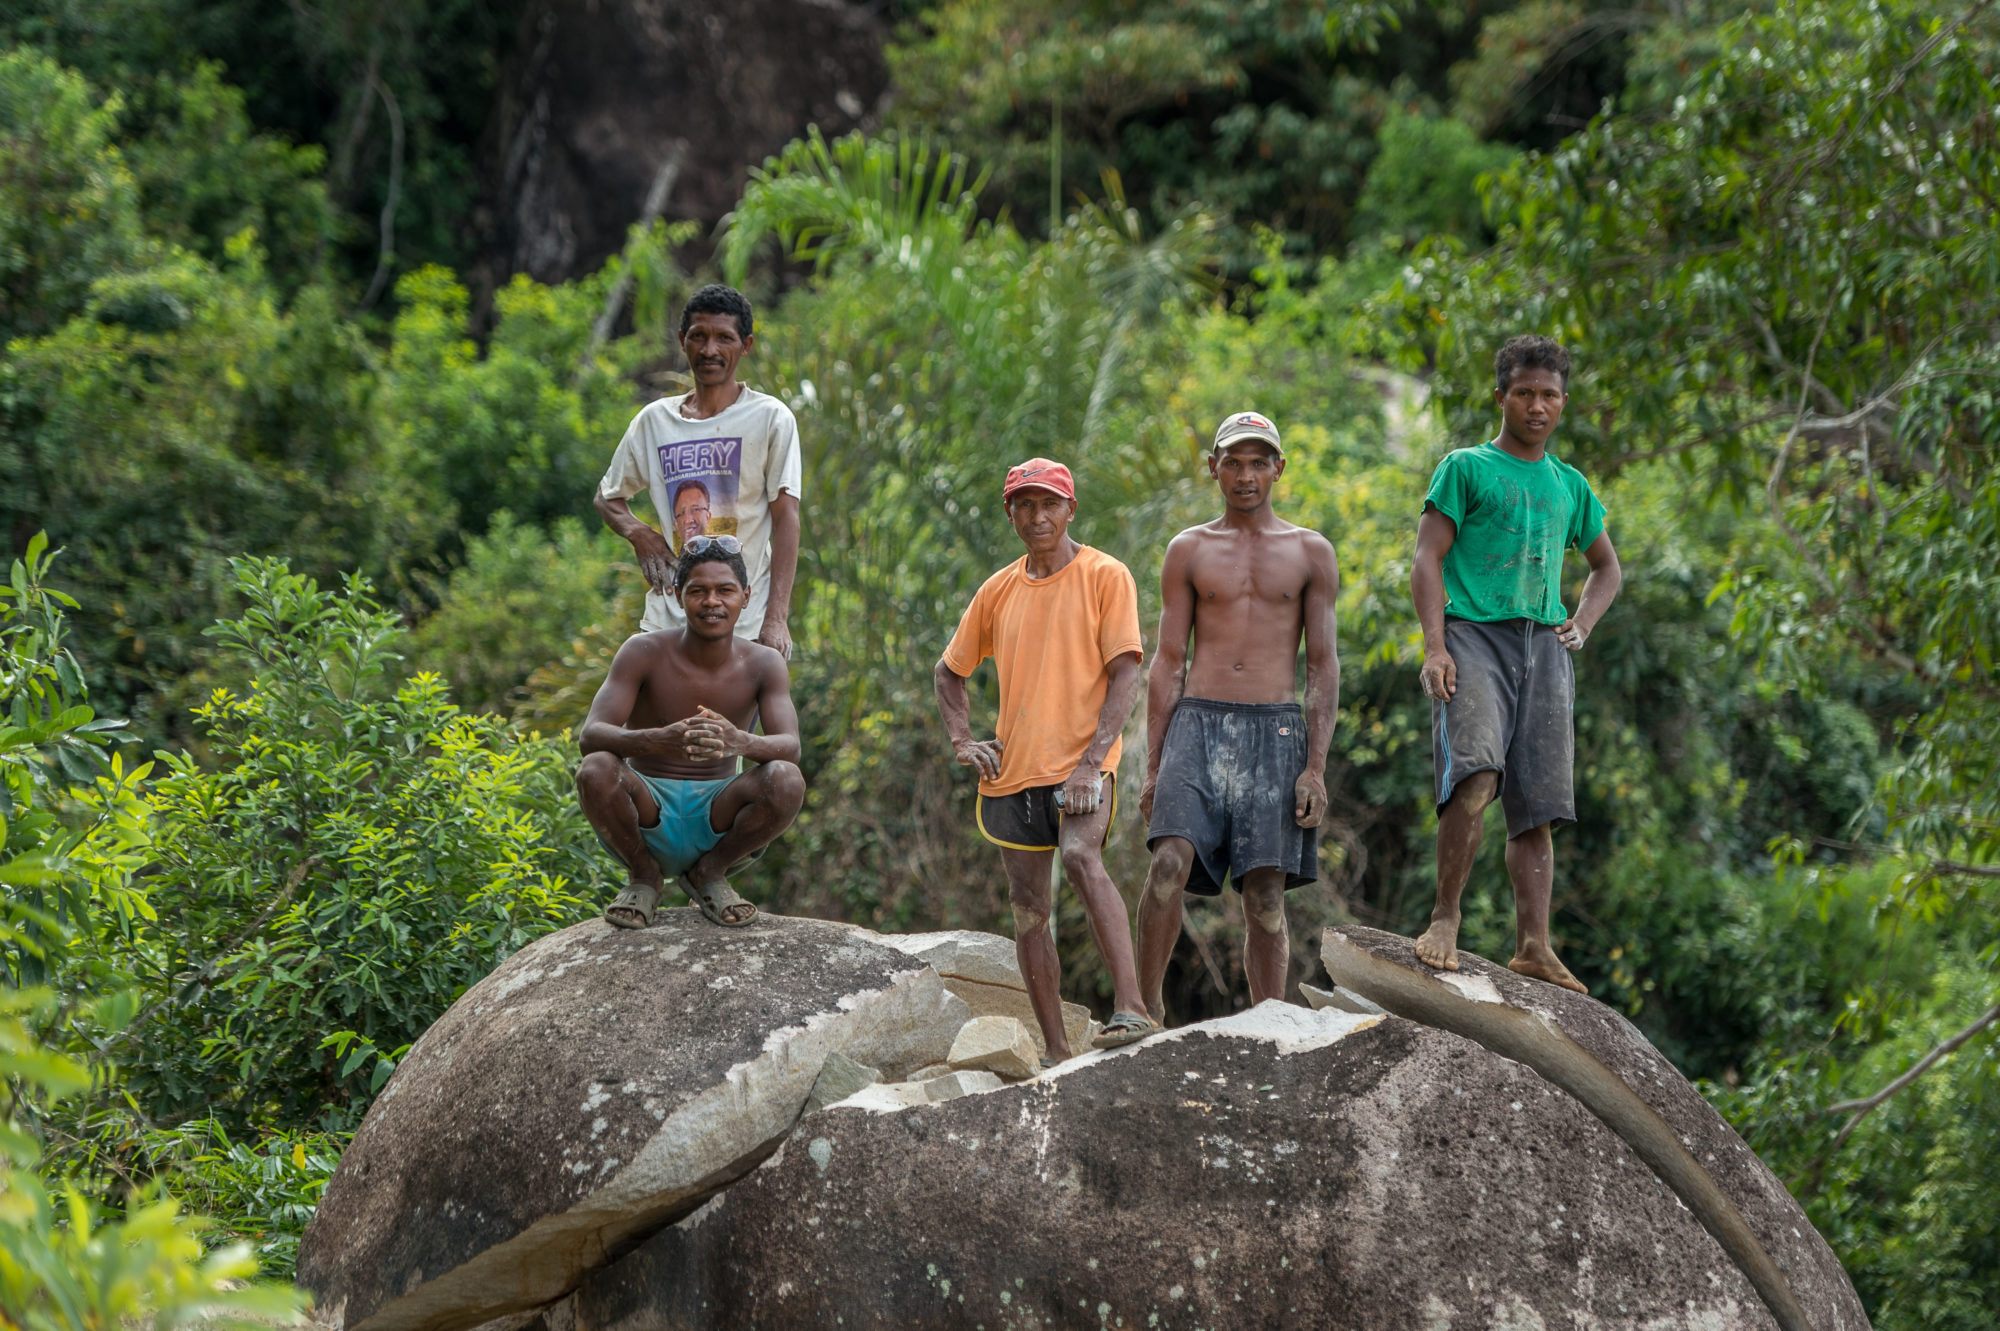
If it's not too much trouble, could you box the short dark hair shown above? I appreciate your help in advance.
[679,284,754,339]
[674,544,749,597]
[673,478,712,508]
[1495,335,1571,392]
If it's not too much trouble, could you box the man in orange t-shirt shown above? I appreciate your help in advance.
[933,458,1158,1060]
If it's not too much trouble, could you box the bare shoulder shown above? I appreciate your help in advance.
[1289,523,1337,560]
[612,630,675,670]
[737,639,791,683]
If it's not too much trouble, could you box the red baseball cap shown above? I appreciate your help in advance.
[1002,457,1076,501]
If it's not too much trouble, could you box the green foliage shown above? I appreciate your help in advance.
[0,49,145,344]
[0,534,153,988]
[130,1119,343,1278]
[1,990,303,1330]
[0,553,299,1324]
[115,559,595,1129]
[1353,108,1516,242]
[405,514,626,715]
[381,264,653,538]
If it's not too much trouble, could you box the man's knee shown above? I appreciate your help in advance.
[759,759,806,813]
[1447,769,1500,812]
[1059,841,1102,886]
[1009,896,1051,939]
[1146,839,1194,901]
[576,751,622,796]
[1241,880,1288,935]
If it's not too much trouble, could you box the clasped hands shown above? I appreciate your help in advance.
[642,705,748,762]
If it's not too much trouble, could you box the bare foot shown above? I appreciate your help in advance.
[1413,915,1461,971]
[1144,996,1166,1027]
[1508,941,1587,994]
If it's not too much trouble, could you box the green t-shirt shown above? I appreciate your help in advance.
[1423,441,1606,626]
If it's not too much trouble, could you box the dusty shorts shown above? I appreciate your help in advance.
[1432,616,1576,838]
[1146,698,1318,896]
[977,773,1116,853]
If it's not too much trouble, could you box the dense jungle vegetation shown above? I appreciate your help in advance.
[1,0,1996,1322]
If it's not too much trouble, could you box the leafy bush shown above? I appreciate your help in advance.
[1,990,304,1331]
[405,513,626,715]
[114,559,597,1130]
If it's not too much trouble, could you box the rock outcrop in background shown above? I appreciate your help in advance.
[479,0,889,287]
[298,916,1870,1331]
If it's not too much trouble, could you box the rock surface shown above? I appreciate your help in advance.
[882,930,1093,1054]
[296,912,967,1331]
[480,0,887,286]
[557,1004,1783,1330]
[1321,925,1869,1331]
[945,1015,1038,1080]
[801,1051,880,1116]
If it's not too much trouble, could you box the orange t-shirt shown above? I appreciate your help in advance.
[942,545,1144,797]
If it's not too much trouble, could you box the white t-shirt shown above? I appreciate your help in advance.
[598,387,804,636]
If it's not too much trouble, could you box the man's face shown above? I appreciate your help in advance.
[1006,488,1076,556]
[679,312,751,388]
[1209,440,1284,511]
[673,487,712,544]
[1495,366,1568,447]
[678,560,747,640]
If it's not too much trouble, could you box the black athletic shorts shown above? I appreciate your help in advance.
[976,773,1117,853]
[1432,616,1576,838]
[1146,699,1318,896]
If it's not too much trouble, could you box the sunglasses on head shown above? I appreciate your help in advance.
[683,534,741,556]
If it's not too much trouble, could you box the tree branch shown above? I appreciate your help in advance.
[1932,860,2000,879]
[1821,1001,2000,1129]
[359,74,406,311]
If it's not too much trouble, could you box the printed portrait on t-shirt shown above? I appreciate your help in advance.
[658,436,743,553]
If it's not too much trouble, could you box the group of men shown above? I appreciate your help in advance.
[574,283,1622,1059]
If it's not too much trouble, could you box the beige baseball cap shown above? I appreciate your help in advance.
[1212,410,1283,455]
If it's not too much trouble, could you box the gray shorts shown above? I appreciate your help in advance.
[1147,698,1318,896]
[1433,617,1575,838]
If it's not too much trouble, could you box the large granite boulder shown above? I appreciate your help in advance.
[297,912,968,1331]
[554,1003,1785,1330]
[1321,925,1869,1331]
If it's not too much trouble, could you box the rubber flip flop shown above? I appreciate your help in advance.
[688,876,758,927]
[604,882,660,930]
[1091,1011,1161,1049]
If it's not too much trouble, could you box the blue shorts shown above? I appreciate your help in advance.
[605,767,733,879]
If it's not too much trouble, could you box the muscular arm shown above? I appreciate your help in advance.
[1559,531,1623,650]
[578,639,699,761]
[1412,508,1459,701]
[935,659,1002,782]
[758,491,800,658]
[1142,536,1196,816]
[595,492,674,595]
[1296,535,1341,827]
[740,652,802,764]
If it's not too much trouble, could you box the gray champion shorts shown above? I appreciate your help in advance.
[1147,698,1318,896]
[1433,616,1576,838]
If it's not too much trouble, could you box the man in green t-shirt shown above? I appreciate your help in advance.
[1410,335,1623,993]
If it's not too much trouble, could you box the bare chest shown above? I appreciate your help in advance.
[629,659,760,731]
[1187,538,1313,611]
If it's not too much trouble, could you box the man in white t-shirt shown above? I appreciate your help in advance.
[595,285,804,657]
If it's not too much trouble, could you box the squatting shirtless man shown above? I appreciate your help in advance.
[1410,335,1622,992]
[576,539,805,930]
[1137,412,1340,1020]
